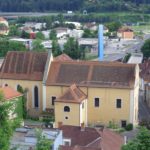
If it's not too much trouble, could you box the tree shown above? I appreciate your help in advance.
[9,25,21,37]
[64,37,84,59]
[122,127,150,150]
[36,129,53,150]
[49,29,57,40]
[52,40,62,57]
[21,30,30,39]
[141,39,150,58]
[36,32,45,40]
[0,92,13,150]
[32,39,46,52]
[82,29,97,38]
[0,40,27,57]
[106,22,122,32]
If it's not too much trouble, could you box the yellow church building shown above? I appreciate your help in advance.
[0,51,139,128]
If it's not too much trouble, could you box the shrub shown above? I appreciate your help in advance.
[125,123,133,131]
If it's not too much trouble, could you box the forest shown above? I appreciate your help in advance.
[0,0,150,13]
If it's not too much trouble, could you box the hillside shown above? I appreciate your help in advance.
[0,0,150,13]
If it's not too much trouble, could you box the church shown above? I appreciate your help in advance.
[0,51,139,128]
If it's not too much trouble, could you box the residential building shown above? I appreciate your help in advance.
[0,17,9,35]
[59,124,124,150]
[0,86,23,120]
[0,51,139,128]
[117,27,134,39]
[83,22,97,31]
[10,127,63,150]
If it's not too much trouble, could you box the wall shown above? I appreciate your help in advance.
[46,85,133,127]
[123,32,134,39]
[0,79,43,117]
[55,102,80,127]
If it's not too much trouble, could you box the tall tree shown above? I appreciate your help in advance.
[141,38,150,58]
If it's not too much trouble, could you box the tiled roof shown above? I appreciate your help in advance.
[60,145,101,150]
[0,51,48,81]
[0,86,22,100]
[100,129,124,150]
[118,26,133,32]
[140,60,150,82]
[59,125,101,147]
[46,61,136,89]
[54,54,73,62]
[0,17,6,22]
[56,84,87,103]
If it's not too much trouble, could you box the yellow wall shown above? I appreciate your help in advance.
[55,102,80,127]
[46,85,133,127]
[0,79,43,117]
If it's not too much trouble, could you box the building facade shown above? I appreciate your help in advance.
[0,51,139,128]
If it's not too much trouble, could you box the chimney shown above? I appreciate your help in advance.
[81,123,85,131]
[98,24,104,61]
[58,122,63,128]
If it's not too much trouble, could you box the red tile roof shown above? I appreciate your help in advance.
[46,61,136,89]
[140,60,150,82]
[100,129,124,150]
[0,51,48,81]
[59,125,101,147]
[0,86,22,100]
[118,26,133,32]
[60,145,101,150]
[54,54,73,62]
[0,17,7,22]
[56,84,87,104]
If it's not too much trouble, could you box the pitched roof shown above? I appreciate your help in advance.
[100,129,124,150]
[46,61,136,89]
[118,26,133,32]
[0,86,22,100]
[59,125,101,147]
[0,51,48,81]
[60,145,101,150]
[54,54,73,62]
[140,60,150,82]
[0,17,7,22]
[56,84,87,104]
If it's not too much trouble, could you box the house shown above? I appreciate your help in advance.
[10,127,63,150]
[65,22,82,30]
[0,51,139,128]
[59,124,124,150]
[0,86,23,120]
[140,59,150,107]
[54,27,71,39]
[0,17,9,26]
[0,17,9,35]
[83,22,97,31]
[117,27,134,39]
[24,22,46,30]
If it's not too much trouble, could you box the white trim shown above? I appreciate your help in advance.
[42,85,46,111]
[80,103,82,125]
[129,90,134,123]
[85,99,88,126]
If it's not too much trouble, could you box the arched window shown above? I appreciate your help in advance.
[34,86,39,108]
[64,106,70,112]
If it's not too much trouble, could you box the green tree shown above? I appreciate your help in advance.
[0,40,27,57]
[36,129,53,150]
[9,25,21,37]
[21,30,30,39]
[36,32,45,40]
[122,127,150,150]
[64,37,83,59]
[141,39,150,58]
[49,29,57,40]
[106,22,122,32]
[32,39,46,52]
[52,40,62,57]
[82,29,97,38]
